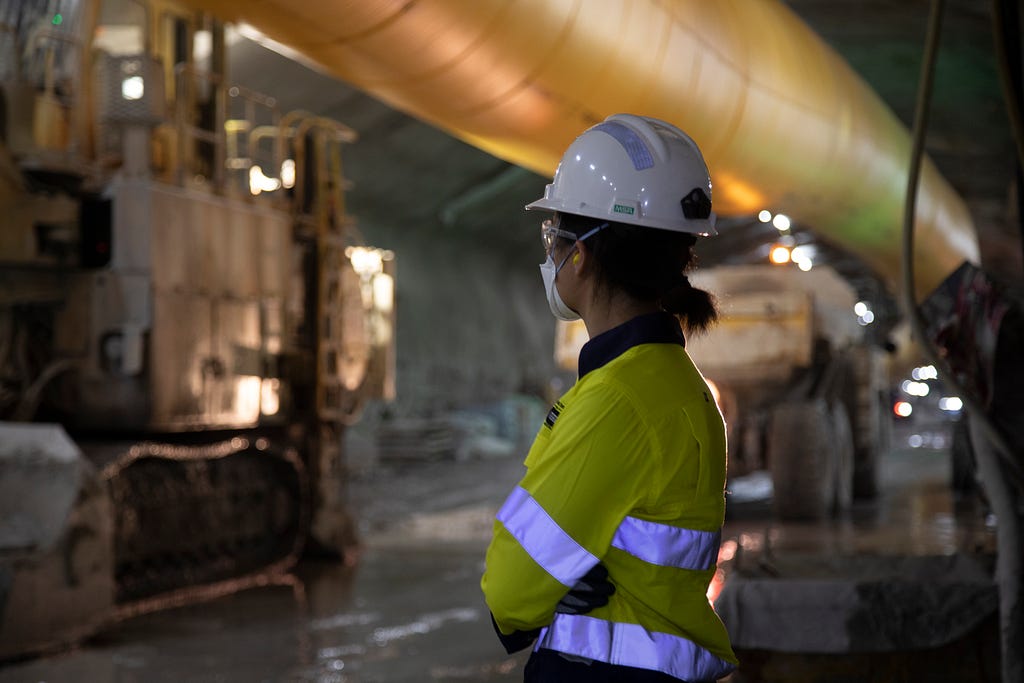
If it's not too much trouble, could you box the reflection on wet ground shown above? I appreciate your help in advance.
[0,424,996,682]
[723,441,996,561]
[1,542,528,682]
[716,425,999,683]
[0,454,531,683]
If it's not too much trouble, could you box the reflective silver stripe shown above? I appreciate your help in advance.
[537,614,736,682]
[593,122,655,170]
[496,486,599,587]
[611,516,721,570]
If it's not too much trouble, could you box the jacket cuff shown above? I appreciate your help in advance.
[490,613,541,654]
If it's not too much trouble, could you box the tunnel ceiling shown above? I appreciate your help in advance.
[788,0,1012,202]
[226,0,1020,295]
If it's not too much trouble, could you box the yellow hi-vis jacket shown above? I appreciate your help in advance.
[482,312,737,681]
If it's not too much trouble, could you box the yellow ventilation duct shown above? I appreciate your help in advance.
[180,0,978,295]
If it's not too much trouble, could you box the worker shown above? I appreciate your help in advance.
[481,113,738,682]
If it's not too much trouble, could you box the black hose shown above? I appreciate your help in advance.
[902,0,1024,490]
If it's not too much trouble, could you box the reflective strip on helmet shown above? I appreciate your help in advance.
[536,614,736,681]
[611,516,721,570]
[496,486,599,587]
[593,122,654,171]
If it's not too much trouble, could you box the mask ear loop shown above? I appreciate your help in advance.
[554,222,609,275]
[554,248,576,275]
[577,222,609,242]
[566,222,608,269]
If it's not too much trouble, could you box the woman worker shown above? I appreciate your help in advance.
[481,114,737,682]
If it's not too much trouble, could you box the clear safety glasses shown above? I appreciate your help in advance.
[541,219,579,254]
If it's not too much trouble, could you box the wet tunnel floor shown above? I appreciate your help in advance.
[0,429,997,682]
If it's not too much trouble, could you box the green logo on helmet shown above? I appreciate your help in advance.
[613,204,635,215]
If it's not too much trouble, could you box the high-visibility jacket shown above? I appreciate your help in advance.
[482,312,737,681]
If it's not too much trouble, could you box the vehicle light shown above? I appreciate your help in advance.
[772,213,791,231]
[121,76,144,101]
[769,245,791,264]
[938,396,963,412]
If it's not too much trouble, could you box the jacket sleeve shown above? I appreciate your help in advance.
[481,379,654,636]
[489,613,540,653]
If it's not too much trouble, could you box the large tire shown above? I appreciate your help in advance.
[768,399,836,520]
[830,403,854,515]
[849,348,883,500]
[858,391,890,498]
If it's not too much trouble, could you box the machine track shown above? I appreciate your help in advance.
[99,437,307,612]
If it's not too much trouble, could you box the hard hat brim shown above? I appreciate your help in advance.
[525,196,718,236]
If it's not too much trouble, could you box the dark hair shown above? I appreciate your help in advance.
[557,212,718,334]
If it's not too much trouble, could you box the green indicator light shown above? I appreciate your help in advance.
[52,13,63,25]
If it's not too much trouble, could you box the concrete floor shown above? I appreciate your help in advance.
[716,423,1000,683]
[0,421,997,683]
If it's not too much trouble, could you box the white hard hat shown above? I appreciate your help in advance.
[526,114,716,235]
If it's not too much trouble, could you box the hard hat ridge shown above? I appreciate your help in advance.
[591,121,656,170]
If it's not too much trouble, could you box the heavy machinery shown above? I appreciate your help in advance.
[0,0,395,659]
[685,264,891,519]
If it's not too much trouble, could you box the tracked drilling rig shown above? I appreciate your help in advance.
[0,0,395,658]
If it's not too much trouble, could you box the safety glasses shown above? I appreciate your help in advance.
[541,219,579,254]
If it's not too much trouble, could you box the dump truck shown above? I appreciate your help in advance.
[0,0,394,659]
[685,264,892,519]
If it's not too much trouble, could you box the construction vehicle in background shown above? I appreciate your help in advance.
[685,264,891,519]
[0,0,395,659]
[556,262,892,521]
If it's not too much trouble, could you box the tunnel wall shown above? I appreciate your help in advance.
[356,224,564,421]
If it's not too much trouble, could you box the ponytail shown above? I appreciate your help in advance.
[659,275,718,334]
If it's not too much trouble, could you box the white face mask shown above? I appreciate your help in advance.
[540,250,580,321]
[537,221,609,322]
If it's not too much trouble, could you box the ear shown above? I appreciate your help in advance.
[572,240,590,273]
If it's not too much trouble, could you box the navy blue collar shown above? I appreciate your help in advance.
[578,311,685,378]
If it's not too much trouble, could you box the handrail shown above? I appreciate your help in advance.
[223,88,280,193]
[287,114,356,224]
[167,63,357,212]
[171,62,290,195]
[173,62,226,189]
